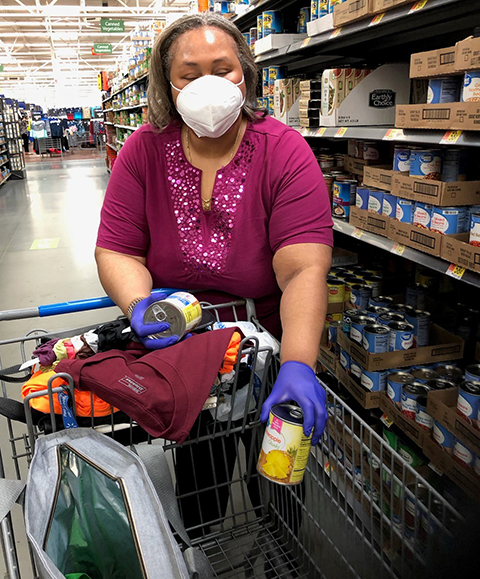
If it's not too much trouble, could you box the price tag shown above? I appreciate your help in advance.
[392,242,406,255]
[380,414,394,428]
[335,127,348,137]
[352,228,363,239]
[330,28,342,38]
[302,37,312,48]
[300,128,307,136]
[446,263,466,279]
[369,13,385,25]
[409,0,428,13]
[383,128,405,141]
[440,130,462,144]
[317,127,327,136]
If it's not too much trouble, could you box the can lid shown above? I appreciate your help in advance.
[465,364,480,377]
[426,378,456,390]
[459,381,480,396]
[272,403,304,425]
[364,324,390,335]
[403,382,429,396]
[388,371,414,384]
[388,321,414,332]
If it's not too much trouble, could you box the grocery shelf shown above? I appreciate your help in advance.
[0,149,7,155]
[102,72,148,104]
[104,103,147,113]
[0,173,11,186]
[254,0,478,71]
[104,121,114,126]
[114,124,139,131]
[297,126,480,147]
[232,0,302,30]
[0,159,8,168]
[332,217,480,289]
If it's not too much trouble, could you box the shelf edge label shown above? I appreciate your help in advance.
[409,0,428,13]
[392,242,406,255]
[352,228,364,239]
[317,127,327,136]
[335,127,348,137]
[383,128,405,141]
[330,28,342,38]
[440,130,462,144]
[446,263,465,279]
[302,37,312,48]
[369,13,385,26]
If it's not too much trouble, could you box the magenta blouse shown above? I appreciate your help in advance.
[97,115,333,335]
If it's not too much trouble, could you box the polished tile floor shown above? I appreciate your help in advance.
[0,159,118,578]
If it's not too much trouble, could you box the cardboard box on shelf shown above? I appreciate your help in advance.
[371,0,415,13]
[441,234,480,275]
[349,206,391,237]
[274,78,301,128]
[318,345,337,374]
[321,64,410,127]
[327,301,350,314]
[363,166,398,191]
[423,436,480,503]
[389,219,444,257]
[336,365,382,409]
[455,36,480,72]
[391,174,480,206]
[306,13,334,36]
[379,392,427,450]
[337,326,463,372]
[344,156,377,175]
[254,34,306,56]
[333,0,373,28]
[332,246,358,267]
[395,102,480,131]
[409,46,457,79]
[427,388,480,456]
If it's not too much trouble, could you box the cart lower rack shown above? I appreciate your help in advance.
[0,299,460,579]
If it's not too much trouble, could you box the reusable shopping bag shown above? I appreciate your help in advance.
[0,428,214,579]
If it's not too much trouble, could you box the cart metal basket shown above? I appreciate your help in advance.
[0,297,461,579]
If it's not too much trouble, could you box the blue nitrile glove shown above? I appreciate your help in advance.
[130,293,180,350]
[261,361,327,446]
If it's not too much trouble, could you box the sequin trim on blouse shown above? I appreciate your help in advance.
[165,137,255,274]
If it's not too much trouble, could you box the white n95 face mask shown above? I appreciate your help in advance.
[171,74,245,139]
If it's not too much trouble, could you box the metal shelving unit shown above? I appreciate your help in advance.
[114,124,139,131]
[102,72,149,104]
[232,0,302,30]
[105,103,147,112]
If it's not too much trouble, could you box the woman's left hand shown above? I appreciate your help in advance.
[260,361,327,446]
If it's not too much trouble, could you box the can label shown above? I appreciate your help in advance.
[387,380,403,407]
[332,181,356,219]
[431,207,467,235]
[393,149,411,172]
[405,313,430,348]
[356,187,369,210]
[257,15,263,39]
[368,190,384,214]
[410,150,442,180]
[416,406,433,431]
[310,0,318,20]
[363,329,389,353]
[361,370,387,392]
[382,194,397,218]
[339,348,350,372]
[427,77,461,104]
[432,421,454,452]
[469,213,480,246]
[257,405,312,485]
[327,281,345,303]
[350,360,362,380]
[396,199,413,223]
[144,291,201,339]
[262,11,283,36]
[453,439,474,467]
[462,72,480,102]
[442,148,467,182]
[389,328,413,351]
[298,7,310,33]
[401,390,418,420]
[457,389,480,424]
[413,202,432,229]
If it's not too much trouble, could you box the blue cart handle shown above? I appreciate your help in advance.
[0,288,181,322]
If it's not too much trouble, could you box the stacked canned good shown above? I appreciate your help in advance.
[310,0,345,21]
[258,66,286,116]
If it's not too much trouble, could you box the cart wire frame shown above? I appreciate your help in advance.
[0,299,460,579]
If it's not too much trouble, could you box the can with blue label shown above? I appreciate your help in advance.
[396,198,414,223]
[405,283,427,310]
[427,77,462,104]
[242,33,251,47]
[362,275,383,298]
[409,149,442,180]
[457,381,480,425]
[262,11,283,36]
[404,309,430,347]
[368,189,384,214]
[453,438,475,468]
[411,368,438,384]
[362,324,390,353]
[328,0,342,14]
[310,0,319,20]
[401,382,428,420]
[388,321,414,352]
[427,378,456,391]
[356,187,369,210]
[393,148,411,172]
[366,305,390,321]
[415,396,433,431]
[361,369,387,392]
[370,295,393,308]
[442,148,467,182]
[462,71,480,102]
[257,15,263,39]
[332,180,356,219]
[327,320,342,355]
[431,206,468,234]
[382,193,397,218]
[298,7,310,32]
[262,67,269,96]
[378,312,405,326]
[350,284,372,310]
[339,347,350,373]
[432,420,454,453]
[387,371,414,408]
[350,315,375,345]
[436,364,464,384]
[413,202,433,229]
[465,364,480,383]
[351,360,362,383]
[268,66,286,96]
[342,308,367,335]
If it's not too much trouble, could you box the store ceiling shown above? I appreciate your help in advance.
[0,0,190,96]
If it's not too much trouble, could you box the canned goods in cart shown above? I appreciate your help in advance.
[409,149,442,180]
[382,193,397,218]
[411,367,438,384]
[393,148,411,172]
[355,187,369,210]
[396,198,414,223]
[362,324,390,353]
[258,404,312,485]
[457,381,480,425]
[328,320,342,354]
[369,295,393,308]
[327,278,345,303]
[143,291,202,340]
[415,396,433,431]
[453,438,475,468]
[361,369,387,392]
[388,371,414,408]
[339,347,351,373]
[404,309,431,348]
[433,420,455,453]
[401,382,428,420]
[368,189,384,214]
[465,363,480,384]
[262,11,283,36]
[350,284,371,310]
[462,71,480,102]
[350,315,375,344]
[388,321,414,352]
[431,206,468,234]
[342,308,367,335]
[469,213,480,246]
[332,180,356,219]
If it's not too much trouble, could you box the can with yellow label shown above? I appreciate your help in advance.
[143,291,202,341]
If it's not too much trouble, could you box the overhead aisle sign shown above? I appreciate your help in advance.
[101,19,125,33]
[93,44,113,54]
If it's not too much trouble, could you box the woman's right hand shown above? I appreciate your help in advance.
[130,293,180,349]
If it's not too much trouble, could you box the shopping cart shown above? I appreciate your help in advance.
[0,296,462,579]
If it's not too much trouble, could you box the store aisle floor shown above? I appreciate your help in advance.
[0,160,119,579]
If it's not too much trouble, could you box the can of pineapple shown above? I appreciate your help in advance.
[257,403,312,485]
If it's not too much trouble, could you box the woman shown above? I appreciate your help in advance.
[95,12,333,533]
[20,113,30,154]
